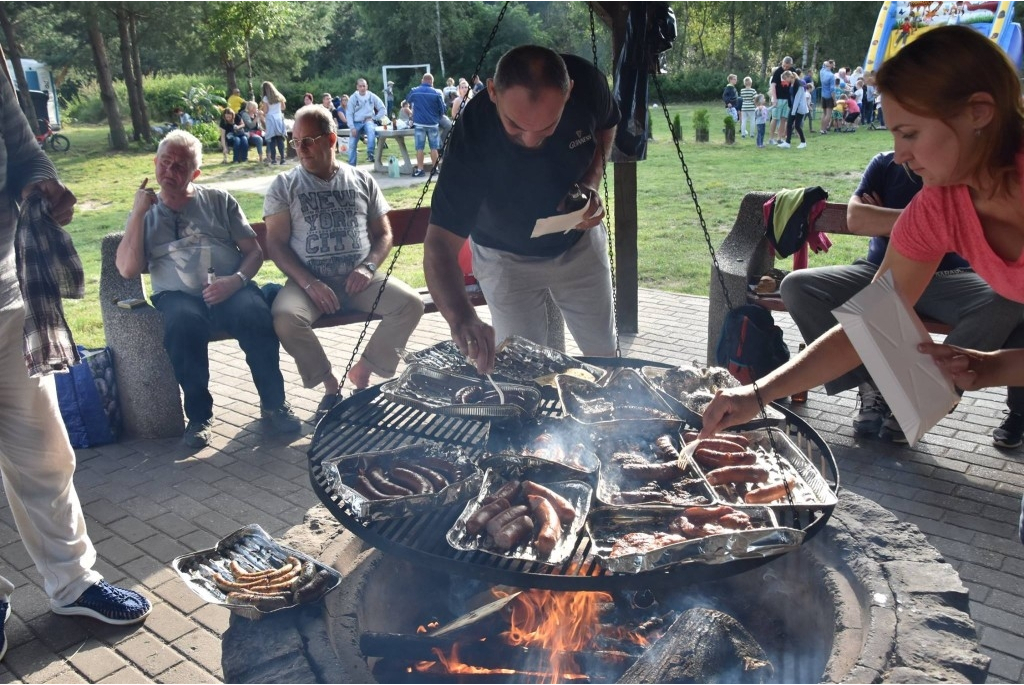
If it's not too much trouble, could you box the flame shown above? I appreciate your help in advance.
[496,588,611,682]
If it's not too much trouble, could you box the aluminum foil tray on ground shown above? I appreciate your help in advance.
[172,524,341,620]
[557,367,683,434]
[447,469,592,566]
[381,364,541,424]
[642,365,785,430]
[322,442,482,521]
[592,431,714,508]
[682,428,839,510]
[586,506,803,574]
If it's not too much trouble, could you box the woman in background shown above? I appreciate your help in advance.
[240,101,265,163]
[701,25,1024,544]
[260,81,287,165]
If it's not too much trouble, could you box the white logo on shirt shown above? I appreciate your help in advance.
[569,130,593,149]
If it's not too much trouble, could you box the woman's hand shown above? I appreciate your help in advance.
[699,386,763,437]
[918,342,1015,391]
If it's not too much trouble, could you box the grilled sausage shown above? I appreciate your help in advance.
[367,466,414,497]
[226,591,291,611]
[620,461,685,482]
[654,435,680,461]
[483,480,521,506]
[684,431,750,449]
[403,463,449,491]
[704,464,770,486]
[390,466,434,495]
[682,505,739,524]
[692,448,758,469]
[293,568,334,604]
[485,504,531,537]
[521,481,576,524]
[465,497,510,535]
[717,512,754,529]
[454,385,484,404]
[355,473,398,500]
[694,438,746,453]
[418,456,462,482]
[527,495,560,555]
[493,515,535,551]
[744,477,798,504]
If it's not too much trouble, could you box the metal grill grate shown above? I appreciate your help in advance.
[308,360,840,591]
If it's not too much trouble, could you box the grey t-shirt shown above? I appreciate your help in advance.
[143,185,255,297]
[263,164,390,279]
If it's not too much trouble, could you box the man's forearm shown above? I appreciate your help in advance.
[116,210,148,278]
[847,200,903,237]
[423,229,475,325]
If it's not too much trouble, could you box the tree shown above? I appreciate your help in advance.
[112,3,149,142]
[83,5,128,150]
[0,3,39,133]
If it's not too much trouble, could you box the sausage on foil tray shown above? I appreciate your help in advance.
[465,479,575,557]
[608,505,755,558]
[214,556,333,610]
[683,431,800,504]
[350,458,466,501]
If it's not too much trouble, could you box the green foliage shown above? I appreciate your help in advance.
[692,108,710,133]
[64,81,129,124]
[723,116,736,131]
[671,113,683,144]
[143,74,223,122]
[189,122,221,149]
[181,85,228,123]
[655,69,767,103]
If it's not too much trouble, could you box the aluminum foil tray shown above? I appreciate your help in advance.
[682,428,839,510]
[642,365,785,430]
[172,524,341,620]
[586,506,804,574]
[592,431,714,508]
[447,469,592,566]
[485,418,601,478]
[381,364,542,424]
[322,443,482,521]
[400,337,605,385]
[557,367,683,434]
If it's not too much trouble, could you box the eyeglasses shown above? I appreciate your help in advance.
[290,134,327,149]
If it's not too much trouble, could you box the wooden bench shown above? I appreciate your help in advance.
[99,206,563,438]
[705,192,952,364]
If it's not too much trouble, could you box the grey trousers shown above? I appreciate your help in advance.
[780,259,1024,407]
[272,273,424,388]
[470,225,616,357]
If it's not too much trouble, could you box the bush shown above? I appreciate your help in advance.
[64,81,129,124]
[190,122,221,150]
[654,68,769,103]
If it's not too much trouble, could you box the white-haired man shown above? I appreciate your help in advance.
[116,130,300,448]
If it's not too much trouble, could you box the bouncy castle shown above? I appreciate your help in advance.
[865,1,1023,71]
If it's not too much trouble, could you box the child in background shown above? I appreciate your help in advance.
[726,100,738,122]
[739,76,757,138]
[754,95,769,148]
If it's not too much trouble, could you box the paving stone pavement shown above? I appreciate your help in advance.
[1,289,1022,684]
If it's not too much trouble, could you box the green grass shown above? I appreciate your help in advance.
[50,105,894,347]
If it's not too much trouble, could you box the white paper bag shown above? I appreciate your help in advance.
[833,271,959,447]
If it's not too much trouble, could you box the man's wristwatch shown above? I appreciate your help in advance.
[235,271,248,285]
[360,261,377,274]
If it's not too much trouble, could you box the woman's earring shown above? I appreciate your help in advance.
[975,128,982,137]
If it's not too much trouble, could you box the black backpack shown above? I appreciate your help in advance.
[715,305,791,385]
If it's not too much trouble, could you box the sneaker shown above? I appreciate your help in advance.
[412,168,425,178]
[51,581,151,625]
[853,384,887,435]
[879,411,908,444]
[262,404,301,435]
[777,141,791,148]
[797,142,807,149]
[183,418,214,448]
[366,155,375,163]
[993,411,1024,449]
[1,598,9,661]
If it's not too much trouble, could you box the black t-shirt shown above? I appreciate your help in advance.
[771,66,791,103]
[430,54,620,257]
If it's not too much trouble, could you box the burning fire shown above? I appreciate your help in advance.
[415,587,648,682]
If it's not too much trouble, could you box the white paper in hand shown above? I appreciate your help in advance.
[530,202,602,238]
[833,271,959,446]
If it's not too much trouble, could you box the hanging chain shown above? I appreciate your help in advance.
[589,3,620,358]
[650,71,734,312]
[338,1,510,394]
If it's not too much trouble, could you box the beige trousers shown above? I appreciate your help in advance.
[272,273,424,388]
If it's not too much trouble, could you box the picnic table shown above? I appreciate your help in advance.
[339,127,417,176]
